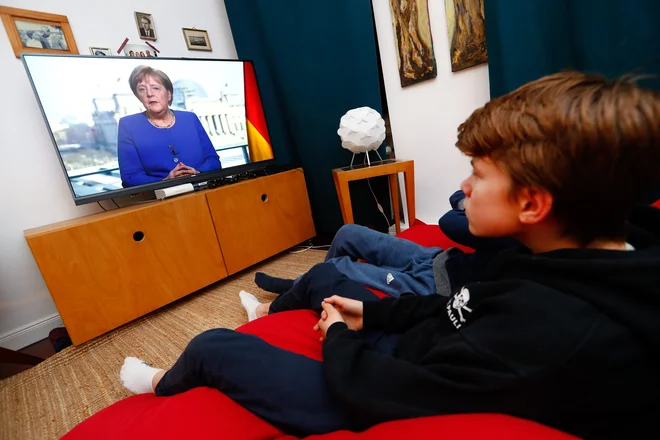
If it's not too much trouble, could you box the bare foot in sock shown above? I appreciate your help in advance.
[120,357,163,394]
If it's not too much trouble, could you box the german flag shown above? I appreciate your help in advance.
[244,62,275,162]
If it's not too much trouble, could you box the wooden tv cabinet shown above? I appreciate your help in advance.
[24,169,315,345]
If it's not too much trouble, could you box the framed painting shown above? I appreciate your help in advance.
[182,28,212,51]
[389,0,437,87]
[0,6,78,58]
[444,0,488,72]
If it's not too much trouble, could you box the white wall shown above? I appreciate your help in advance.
[0,0,236,349]
[372,0,490,224]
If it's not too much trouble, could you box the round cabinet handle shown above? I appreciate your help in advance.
[133,231,145,242]
[261,194,269,202]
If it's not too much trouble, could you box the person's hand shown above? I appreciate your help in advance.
[313,302,345,342]
[180,163,199,174]
[165,163,199,180]
[323,295,364,331]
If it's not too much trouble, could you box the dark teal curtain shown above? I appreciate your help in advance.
[485,0,660,97]
[224,0,390,234]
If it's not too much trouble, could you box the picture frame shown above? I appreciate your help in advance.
[444,0,487,72]
[389,0,437,87]
[182,28,212,52]
[89,47,112,56]
[0,6,79,58]
[135,11,156,41]
[122,43,158,58]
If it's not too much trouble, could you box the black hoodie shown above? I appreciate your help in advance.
[322,207,660,439]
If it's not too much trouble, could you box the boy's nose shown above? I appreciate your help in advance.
[460,179,471,197]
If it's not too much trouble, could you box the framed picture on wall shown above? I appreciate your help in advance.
[135,11,156,40]
[89,47,111,56]
[123,43,158,58]
[0,6,79,58]
[182,28,212,51]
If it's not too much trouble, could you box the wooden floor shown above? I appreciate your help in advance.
[0,339,55,380]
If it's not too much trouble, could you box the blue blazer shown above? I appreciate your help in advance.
[117,110,221,187]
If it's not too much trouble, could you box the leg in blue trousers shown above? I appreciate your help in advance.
[155,329,349,436]
[256,225,442,297]
[155,329,398,436]
[323,224,442,297]
[154,266,398,436]
[268,263,382,314]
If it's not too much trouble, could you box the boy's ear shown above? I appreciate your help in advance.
[517,187,553,225]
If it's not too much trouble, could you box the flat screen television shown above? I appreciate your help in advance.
[22,54,275,205]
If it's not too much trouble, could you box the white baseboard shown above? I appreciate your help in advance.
[0,313,64,351]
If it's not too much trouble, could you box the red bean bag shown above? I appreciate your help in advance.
[396,219,474,253]
[63,222,575,440]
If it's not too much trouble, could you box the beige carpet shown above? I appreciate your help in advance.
[0,249,326,440]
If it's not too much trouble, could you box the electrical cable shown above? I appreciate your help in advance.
[367,178,391,229]
[289,245,313,254]
[289,244,332,254]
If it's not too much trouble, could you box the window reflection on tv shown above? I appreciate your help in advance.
[22,55,274,204]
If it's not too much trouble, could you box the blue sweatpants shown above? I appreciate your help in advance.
[155,264,398,436]
[323,224,442,297]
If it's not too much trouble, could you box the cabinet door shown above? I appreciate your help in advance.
[25,193,227,344]
[206,169,316,274]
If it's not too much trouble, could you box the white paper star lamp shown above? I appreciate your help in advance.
[337,106,386,167]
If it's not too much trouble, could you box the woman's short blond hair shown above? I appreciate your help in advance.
[128,65,173,105]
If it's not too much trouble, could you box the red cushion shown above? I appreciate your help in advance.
[239,309,324,361]
[397,220,474,253]
[62,387,285,440]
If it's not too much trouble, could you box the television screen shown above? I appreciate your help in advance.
[22,54,275,204]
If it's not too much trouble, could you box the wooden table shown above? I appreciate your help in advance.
[332,159,415,234]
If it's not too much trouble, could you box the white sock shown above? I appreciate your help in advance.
[120,357,163,394]
[239,290,260,322]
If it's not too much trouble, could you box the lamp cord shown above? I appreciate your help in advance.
[367,178,391,229]
[361,150,391,230]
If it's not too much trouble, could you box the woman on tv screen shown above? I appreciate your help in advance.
[117,65,222,187]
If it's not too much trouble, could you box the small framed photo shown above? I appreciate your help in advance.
[135,11,156,40]
[0,6,79,58]
[123,43,158,58]
[89,47,111,56]
[182,28,212,51]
